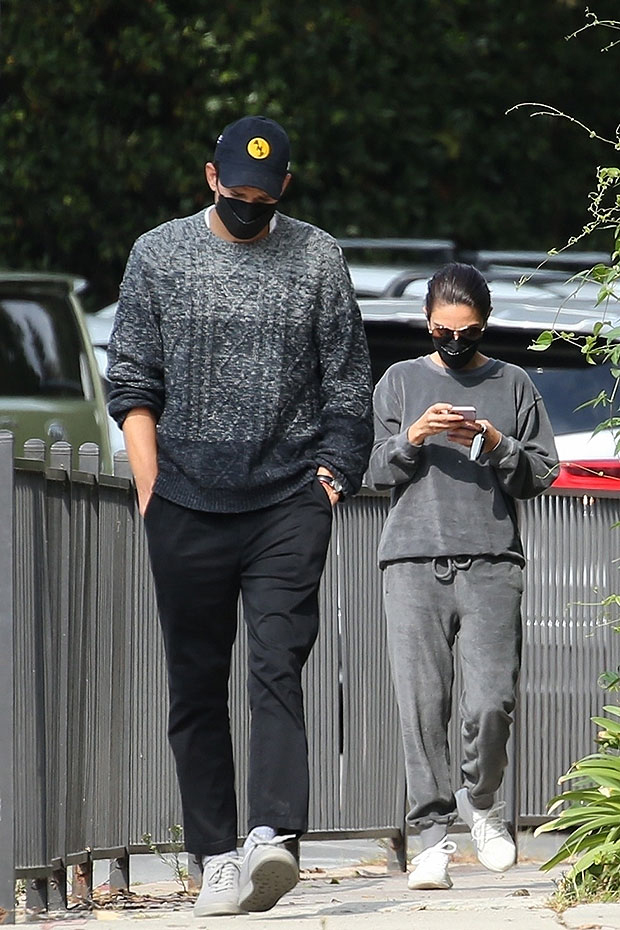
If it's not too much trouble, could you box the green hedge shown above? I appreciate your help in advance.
[1,0,618,306]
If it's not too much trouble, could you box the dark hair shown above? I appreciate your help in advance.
[425,262,492,322]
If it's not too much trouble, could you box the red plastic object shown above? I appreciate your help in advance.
[552,460,620,491]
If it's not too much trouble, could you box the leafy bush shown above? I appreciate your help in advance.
[535,707,620,905]
[1,0,619,306]
[518,10,620,907]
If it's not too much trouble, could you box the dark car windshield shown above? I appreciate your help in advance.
[363,319,618,437]
[0,293,87,398]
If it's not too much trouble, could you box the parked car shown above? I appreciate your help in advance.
[338,237,456,297]
[86,265,620,491]
[83,301,125,456]
[457,249,612,274]
[0,272,113,471]
[339,242,612,300]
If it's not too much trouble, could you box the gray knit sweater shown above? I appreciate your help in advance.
[365,355,558,566]
[107,209,373,512]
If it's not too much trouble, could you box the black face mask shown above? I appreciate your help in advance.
[432,334,482,370]
[215,193,278,240]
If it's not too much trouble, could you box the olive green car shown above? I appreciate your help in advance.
[0,272,113,472]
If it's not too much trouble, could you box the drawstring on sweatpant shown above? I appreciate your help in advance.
[432,556,472,582]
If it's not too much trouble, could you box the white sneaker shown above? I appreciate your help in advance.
[407,839,457,890]
[194,853,244,917]
[455,788,516,872]
[238,834,299,912]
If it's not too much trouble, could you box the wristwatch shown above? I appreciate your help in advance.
[317,474,344,496]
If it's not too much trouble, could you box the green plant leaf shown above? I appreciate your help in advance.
[551,788,618,805]
[539,831,606,872]
[575,390,610,411]
[530,331,554,351]
[592,420,620,437]
[576,754,620,772]
[565,769,620,791]
[591,716,620,734]
[572,839,620,877]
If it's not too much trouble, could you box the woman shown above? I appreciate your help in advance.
[365,262,558,890]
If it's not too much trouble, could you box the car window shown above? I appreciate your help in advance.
[525,364,615,435]
[0,294,88,398]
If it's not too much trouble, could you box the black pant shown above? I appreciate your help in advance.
[144,478,333,856]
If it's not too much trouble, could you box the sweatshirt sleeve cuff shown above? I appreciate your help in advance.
[481,434,517,466]
[393,430,424,462]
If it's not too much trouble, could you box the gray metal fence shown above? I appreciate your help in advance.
[1,431,620,921]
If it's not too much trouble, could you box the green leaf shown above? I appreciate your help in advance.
[592,716,620,734]
[596,287,614,306]
[551,788,618,805]
[568,769,620,791]
[577,754,620,770]
[530,331,554,351]
[575,390,610,411]
[539,832,606,872]
[592,419,620,436]
[572,839,620,876]
[590,264,615,283]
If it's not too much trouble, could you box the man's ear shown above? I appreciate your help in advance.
[205,162,218,194]
[280,172,292,196]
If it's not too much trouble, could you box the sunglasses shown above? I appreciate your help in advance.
[428,323,486,341]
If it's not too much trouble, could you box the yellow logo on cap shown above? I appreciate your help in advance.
[247,137,271,160]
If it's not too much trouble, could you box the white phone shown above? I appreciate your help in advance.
[451,405,476,420]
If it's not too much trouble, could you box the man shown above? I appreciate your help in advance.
[107,115,373,917]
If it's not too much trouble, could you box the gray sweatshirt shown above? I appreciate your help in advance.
[365,355,559,566]
[107,209,373,512]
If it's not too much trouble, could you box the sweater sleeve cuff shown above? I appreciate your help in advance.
[315,459,353,497]
[108,391,164,428]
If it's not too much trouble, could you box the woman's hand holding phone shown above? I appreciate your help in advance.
[447,409,502,456]
[408,404,502,456]
[407,403,472,446]
[447,406,479,447]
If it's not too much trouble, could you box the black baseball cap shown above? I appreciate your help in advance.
[214,116,290,200]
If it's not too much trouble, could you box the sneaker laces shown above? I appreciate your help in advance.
[411,839,457,866]
[203,855,240,890]
[471,802,511,845]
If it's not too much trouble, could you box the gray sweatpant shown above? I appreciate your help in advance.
[383,557,523,833]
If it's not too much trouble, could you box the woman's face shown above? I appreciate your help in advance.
[427,301,487,370]
[426,301,486,341]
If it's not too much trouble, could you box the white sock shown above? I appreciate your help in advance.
[243,825,276,853]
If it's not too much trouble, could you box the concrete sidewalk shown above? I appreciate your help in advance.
[16,860,620,930]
